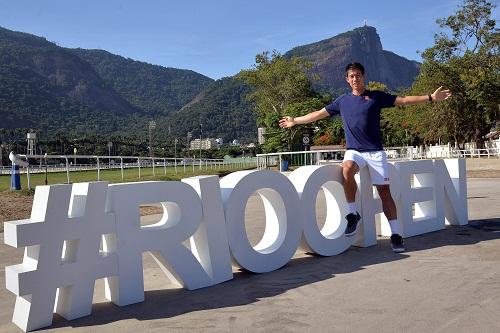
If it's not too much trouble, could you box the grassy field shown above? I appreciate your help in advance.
[0,165,259,232]
[0,165,252,192]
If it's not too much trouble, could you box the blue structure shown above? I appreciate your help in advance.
[280,159,289,172]
[10,164,21,190]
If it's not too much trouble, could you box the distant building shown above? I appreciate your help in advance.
[258,127,266,145]
[26,132,36,155]
[190,138,218,150]
[231,139,241,146]
[215,138,224,146]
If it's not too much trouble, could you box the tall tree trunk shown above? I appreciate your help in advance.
[474,128,484,149]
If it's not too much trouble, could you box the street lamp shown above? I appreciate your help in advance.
[174,138,178,174]
[0,142,4,168]
[199,122,202,170]
[107,141,112,168]
[186,132,192,157]
[44,153,48,185]
[149,120,156,157]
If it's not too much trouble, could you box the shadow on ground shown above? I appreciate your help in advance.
[45,218,500,331]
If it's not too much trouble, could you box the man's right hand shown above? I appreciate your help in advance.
[279,116,295,128]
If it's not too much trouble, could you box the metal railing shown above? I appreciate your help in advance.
[1,154,258,189]
[256,147,500,171]
[3,146,499,188]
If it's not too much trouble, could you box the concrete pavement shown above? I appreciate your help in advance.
[1,177,499,333]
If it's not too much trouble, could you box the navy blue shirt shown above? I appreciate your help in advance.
[325,90,396,152]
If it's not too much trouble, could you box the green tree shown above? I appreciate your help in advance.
[313,117,345,146]
[366,81,390,92]
[238,51,317,152]
[281,97,328,152]
[409,0,499,148]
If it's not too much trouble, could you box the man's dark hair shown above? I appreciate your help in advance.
[345,62,365,76]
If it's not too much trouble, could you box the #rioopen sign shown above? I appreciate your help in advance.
[4,159,467,331]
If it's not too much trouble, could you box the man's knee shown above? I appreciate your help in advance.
[342,160,358,178]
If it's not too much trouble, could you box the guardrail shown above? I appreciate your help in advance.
[2,147,499,188]
[419,148,500,159]
[1,154,258,190]
[257,147,500,171]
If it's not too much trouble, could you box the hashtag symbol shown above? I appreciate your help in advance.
[4,182,117,332]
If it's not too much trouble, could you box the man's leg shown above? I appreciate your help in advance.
[374,185,397,220]
[342,159,361,236]
[342,160,359,204]
[375,185,404,253]
[365,150,405,253]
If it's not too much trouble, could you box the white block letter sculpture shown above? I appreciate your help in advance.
[220,170,303,272]
[3,159,468,332]
[4,182,117,331]
[105,181,219,306]
[288,165,354,256]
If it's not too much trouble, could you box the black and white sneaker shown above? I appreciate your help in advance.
[390,234,405,253]
[344,212,361,237]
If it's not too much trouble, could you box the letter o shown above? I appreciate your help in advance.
[289,165,352,256]
[220,170,302,273]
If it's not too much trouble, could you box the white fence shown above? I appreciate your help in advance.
[1,154,257,189]
[2,144,499,187]
[257,146,500,171]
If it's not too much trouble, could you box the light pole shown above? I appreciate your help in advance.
[174,138,178,174]
[0,143,3,168]
[44,153,48,185]
[107,141,112,169]
[149,120,156,157]
[199,123,202,170]
[186,132,192,157]
[186,132,192,170]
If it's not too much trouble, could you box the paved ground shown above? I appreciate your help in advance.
[1,177,500,332]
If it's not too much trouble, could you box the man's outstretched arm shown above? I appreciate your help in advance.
[395,86,452,106]
[278,108,330,128]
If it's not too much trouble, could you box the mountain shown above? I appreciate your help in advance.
[285,26,420,93]
[68,49,213,116]
[0,27,140,132]
[0,25,421,146]
[0,26,212,136]
[164,77,255,143]
[171,26,420,144]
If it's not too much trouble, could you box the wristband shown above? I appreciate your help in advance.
[428,94,433,103]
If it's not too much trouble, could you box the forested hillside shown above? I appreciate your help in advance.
[68,48,213,116]
[0,25,424,149]
[161,77,256,143]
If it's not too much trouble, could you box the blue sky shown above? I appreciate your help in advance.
[0,0,497,79]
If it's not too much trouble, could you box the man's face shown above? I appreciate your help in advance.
[345,69,365,91]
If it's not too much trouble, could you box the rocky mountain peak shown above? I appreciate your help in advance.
[285,26,420,94]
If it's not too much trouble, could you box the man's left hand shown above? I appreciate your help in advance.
[432,86,452,101]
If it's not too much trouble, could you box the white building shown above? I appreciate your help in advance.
[190,138,218,150]
[258,127,266,145]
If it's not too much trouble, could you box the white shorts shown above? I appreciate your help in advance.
[343,150,390,185]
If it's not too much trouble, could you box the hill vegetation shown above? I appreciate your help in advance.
[0,22,441,158]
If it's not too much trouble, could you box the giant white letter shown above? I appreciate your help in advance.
[220,170,302,272]
[105,181,214,306]
[288,165,353,256]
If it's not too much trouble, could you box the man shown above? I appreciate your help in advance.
[279,62,451,253]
